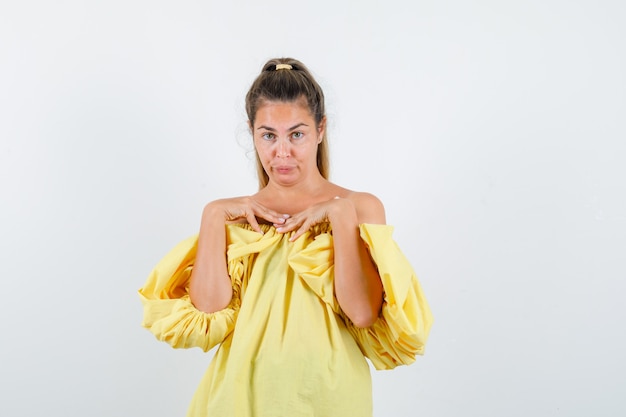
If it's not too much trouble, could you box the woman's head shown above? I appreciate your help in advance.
[246,58,329,189]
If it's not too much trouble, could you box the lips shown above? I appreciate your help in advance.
[273,165,295,174]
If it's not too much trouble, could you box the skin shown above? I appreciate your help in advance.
[189,98,385,327]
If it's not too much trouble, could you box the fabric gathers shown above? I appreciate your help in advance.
[139,223,433,417]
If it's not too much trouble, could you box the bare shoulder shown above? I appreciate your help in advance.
[345,191,386,224]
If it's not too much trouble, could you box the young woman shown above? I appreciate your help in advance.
[139,58,433,417]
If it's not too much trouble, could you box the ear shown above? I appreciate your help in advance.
[317,116,326,142]
[248,120,253,133]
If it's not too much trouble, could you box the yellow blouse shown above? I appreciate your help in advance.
[139,223,432,417]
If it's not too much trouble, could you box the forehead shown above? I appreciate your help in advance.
[254,99,314,126]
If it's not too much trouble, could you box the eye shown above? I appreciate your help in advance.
[291,131,304,140]
[261,132,275,141]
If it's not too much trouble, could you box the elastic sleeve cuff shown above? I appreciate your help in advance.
[138,235,243,351]
[344,224,434,370]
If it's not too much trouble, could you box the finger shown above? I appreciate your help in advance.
[275,219,295,233]
[252,201,290,225]
[289,221,311,242]
[268,213,290,225]
[246,212,264,235]
[276,213,303,231]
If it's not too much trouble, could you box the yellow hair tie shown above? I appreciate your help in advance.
[275,64,293,70]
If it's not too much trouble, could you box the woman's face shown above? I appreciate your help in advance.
[252,98,325,187]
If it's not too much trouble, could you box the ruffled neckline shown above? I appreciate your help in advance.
[227,221,333,236]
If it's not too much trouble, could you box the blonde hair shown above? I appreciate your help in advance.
[245,58,329,189]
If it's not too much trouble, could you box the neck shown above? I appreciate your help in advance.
[266,173,327,196]
[255,174,334,214]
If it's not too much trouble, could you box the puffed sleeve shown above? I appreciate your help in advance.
[138,235,244,352]
[344,224,434,370]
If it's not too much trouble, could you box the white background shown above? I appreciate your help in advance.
[1,1,625,416]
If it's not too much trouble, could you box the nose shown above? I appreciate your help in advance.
[276,138,290,158]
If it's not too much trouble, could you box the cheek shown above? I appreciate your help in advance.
[254,143,272,162]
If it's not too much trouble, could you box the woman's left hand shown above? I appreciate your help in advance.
[275,197,355,241]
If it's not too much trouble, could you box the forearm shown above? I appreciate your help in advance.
[189,205,233,313]
[330,202,384,328]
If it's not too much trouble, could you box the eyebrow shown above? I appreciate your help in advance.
[256,123,309,131]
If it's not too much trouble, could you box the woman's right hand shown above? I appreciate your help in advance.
[204,197,290,234]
